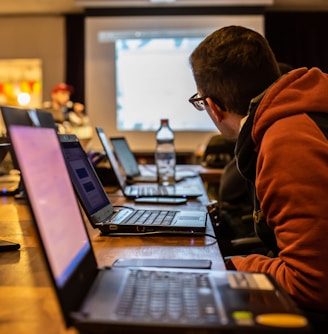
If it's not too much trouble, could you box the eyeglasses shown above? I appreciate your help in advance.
[188,93,209,111]
[188,93,225,111]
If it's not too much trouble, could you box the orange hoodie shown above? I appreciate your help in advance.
[232,67,328,312]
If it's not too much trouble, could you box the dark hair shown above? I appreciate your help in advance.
[189,26,281,116]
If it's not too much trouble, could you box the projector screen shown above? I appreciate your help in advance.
[85,15,264,152]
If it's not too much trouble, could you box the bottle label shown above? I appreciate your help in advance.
[155,152,176,186]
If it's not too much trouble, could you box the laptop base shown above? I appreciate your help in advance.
[73,267,311,334]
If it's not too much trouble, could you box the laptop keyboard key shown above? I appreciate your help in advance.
[121,210,177,226]
[115,270,219,322]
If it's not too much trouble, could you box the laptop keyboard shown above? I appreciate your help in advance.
[122,210,178,225]
[115,269,219,322]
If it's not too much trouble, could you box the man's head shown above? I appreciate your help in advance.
[51,83,74,108]
[189,26,280,118]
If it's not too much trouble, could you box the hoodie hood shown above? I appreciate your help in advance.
[236,67,328,184]
[252,67,328,150]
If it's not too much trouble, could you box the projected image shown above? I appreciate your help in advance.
[115,37,217,132]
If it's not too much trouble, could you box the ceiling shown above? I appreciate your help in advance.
[0,0,327,15]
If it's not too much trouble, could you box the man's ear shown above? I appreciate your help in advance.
[207,97,224,122]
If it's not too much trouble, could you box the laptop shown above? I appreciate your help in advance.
[110,136,197,183]
[59,133,207,236]
[8,124,311,334]
[0,105,57,197]
[96,127,203,199]
[0,106,56,170]
[0,105,56,129]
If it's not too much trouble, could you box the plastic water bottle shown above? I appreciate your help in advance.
[155,119,176,186]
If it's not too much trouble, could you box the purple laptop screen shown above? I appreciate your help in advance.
[9,125,90,287]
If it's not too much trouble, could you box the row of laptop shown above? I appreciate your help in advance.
[0,106,311,333]
[95,127,203,199]
[0,106,207,235]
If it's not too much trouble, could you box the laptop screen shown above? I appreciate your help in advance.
[60,136,111,217]
[9,125,91,287]
[110,137,140,177]
[96,127,127,189]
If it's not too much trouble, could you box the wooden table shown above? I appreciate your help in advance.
[0,177,224,334]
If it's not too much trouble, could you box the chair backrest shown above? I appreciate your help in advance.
[202,134,235,168]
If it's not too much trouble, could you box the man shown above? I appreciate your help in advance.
[44,83,74,125]
[189,26,328,314]
[43,83,85,134]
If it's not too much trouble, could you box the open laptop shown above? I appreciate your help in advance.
[0,105,56,129]
[8,124,311,334]
[110,136,197,183]
[0,105,57,197]
[96,127,203,199]
[59,133,206,236]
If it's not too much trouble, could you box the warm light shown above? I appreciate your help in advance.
[17,92,31,106]
[0,59,42,108]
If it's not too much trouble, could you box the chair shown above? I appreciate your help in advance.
[201,134,235,201]
[207,199,269,258]
[201,134,235,169]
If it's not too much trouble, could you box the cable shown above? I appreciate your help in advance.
[101,230,218,247]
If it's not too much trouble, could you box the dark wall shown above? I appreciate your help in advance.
[265,11,328,72]
[65,14,85,104]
